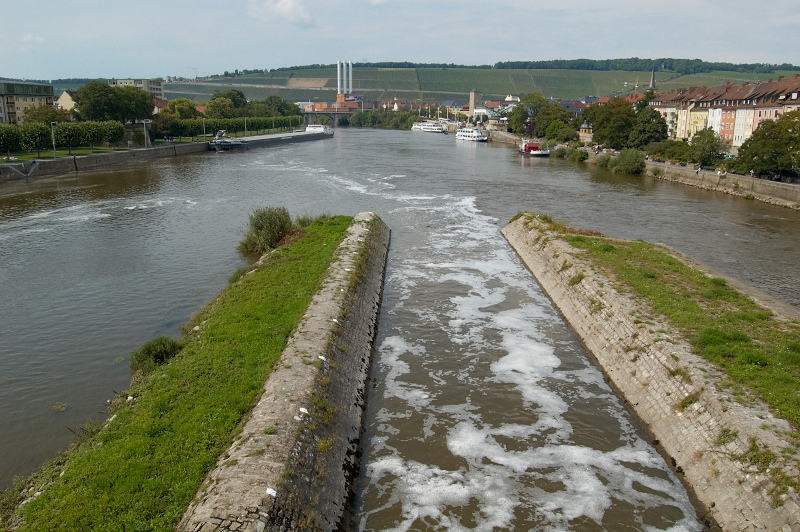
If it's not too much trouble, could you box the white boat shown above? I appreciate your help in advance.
[519,140,550,157]
[305,124,334,135]
[411,121,445,133]
[209,130,244,151]
[455,128,488,141]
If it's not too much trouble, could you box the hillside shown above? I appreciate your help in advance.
[163,66,800,103]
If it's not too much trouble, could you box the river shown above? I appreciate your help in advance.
[2,129,799,529]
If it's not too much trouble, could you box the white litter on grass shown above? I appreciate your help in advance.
[266,488,277,497]
[299,408,309,414]
[318,356,326,361]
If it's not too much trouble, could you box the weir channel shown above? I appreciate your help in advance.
[2,128,800,529]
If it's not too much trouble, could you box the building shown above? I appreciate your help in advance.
[107,78,164,100]
[0,80,55,124]
[468,88,482,118]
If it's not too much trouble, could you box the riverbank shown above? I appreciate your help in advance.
[503,213,800,531]
[1,212,389,531]
[0,131,330,183]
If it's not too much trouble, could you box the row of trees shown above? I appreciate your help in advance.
[494,58,799,75]
[149,115,301,141]
[343,109,420,129]
[505,93,579,140]
[203,90,301,119]
[581,92,668,150]
[0,121,125,159]
[74,81,155,122]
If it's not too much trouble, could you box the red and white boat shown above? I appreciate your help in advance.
[519,140,550,157]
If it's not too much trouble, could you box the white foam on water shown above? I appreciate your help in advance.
[309,162,701,530]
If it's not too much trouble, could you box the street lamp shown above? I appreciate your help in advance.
[50,122,57,159]
[141,119,151,148]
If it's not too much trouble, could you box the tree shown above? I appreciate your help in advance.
[736,110,800,177]
[102,121,125,145]
[205,97,236,119]
[690,128,725,167]
[21,122,52,157]
[628,107,667,148]
[534,103,572,137]
[162,98,201,119]
[545,120,566,139]
[54,122,85,154]
[21,104,68,124]
[115,86,154,123]
[584,98,636,149]
[212,89,247,109]
[74,81,118,122]
[83,121,106,152]
[0,124,23,161]
[506,104,529,135]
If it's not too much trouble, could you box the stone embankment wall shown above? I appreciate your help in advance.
[647,162,800,210]
[0,132,330,183]
[502,216,800,531]
[178,212,390,532]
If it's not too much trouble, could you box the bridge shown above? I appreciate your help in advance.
[301,108,360,127]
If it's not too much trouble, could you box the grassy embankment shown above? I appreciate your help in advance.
[516,213,800,498]
[0,214,353,531]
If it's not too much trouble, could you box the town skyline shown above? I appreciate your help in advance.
[3,0,799,81]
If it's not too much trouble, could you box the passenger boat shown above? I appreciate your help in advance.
[305,124,334,135]
[519,140,550,157]
[209,130,244,151]
[411,121,445,133]
[455,128,488,141]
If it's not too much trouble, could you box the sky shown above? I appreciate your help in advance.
[3,0,800,81]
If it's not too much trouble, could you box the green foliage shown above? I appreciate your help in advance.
[736,110,800,178]
[21,122,52,156]
[53,122,85,155]
[583,97,636,149]
[628,107,668,148]
[12,216,352,531]
[545,120,566,139]
[690,128,725,167]
[74,81,153,123]
[346,108,420,130]
[82,121,106,152]
[612,148,646,174]
[566,148,589,162]
[238,206,293,254]
[0,123,23,160]
[102,120,125,144]
[129,336,184,373]
[595,153,613,168]
[644,140,691,162]
[21,103,68,124]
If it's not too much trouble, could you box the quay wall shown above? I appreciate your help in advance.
[0,132,331,183]
[646,162,800,209]
[178,212,390,532]
[502,216,800,531]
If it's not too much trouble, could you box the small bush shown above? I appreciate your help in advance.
[612,149,646,174]
[566,148,589,162]
[551,146,569,158]
[595,153,613,168]
[238,206,293,254]
[650,166,663,177]
[130,336,184,372]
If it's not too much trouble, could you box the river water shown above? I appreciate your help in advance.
[2,129,799,529]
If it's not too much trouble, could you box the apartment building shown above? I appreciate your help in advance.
[649,75,800,146]
[107,78,164,100]
[0,80,55,124]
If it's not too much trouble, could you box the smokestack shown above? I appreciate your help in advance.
[337,61,341,94]
[349,61,353,94]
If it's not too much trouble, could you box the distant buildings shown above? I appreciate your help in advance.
[0,80,54,124]
[107,78,164,100]
[648,75,800,147]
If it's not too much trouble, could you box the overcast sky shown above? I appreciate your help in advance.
[4,0,799,81]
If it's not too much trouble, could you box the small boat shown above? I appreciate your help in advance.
[210,130,244,151]
[305,124,334,135]
[455,128,488,141]
[519,140,550,157]
[411,121,445,133]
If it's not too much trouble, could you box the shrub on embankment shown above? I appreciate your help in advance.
[595,148,646,174]
[1,213,352,531]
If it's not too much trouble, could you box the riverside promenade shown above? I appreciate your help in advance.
[0,130,331,183]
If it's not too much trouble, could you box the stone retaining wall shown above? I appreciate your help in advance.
[649,163,800,209]
[502,216,800,531]
[178,212,390,532]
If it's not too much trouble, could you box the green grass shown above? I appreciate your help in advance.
[554,231,800,431]
[3,215,352,531]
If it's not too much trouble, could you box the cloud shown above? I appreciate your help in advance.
[248,0,313,26]
[19,33,44,52]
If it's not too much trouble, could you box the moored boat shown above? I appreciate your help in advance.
[209,130,244,151]
[411,121,445,133]
[519,140,550,157]
[305,124,334,135]
[455,127,488,141]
